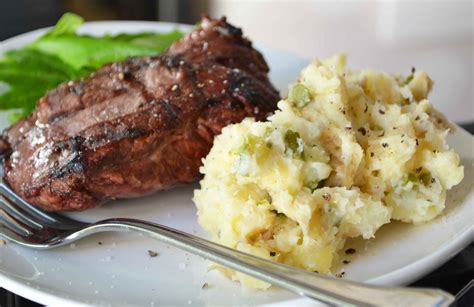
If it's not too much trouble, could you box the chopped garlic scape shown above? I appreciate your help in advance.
[289,83,312,108]
[284,130,304,159]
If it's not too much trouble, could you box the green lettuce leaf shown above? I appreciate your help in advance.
[42,12,84,37]
[31,35,163,70]
[0,13,185,123]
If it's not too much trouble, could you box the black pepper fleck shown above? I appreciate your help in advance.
[379,109,385,115]
[269,251,277,257]
[148,250,159,257]
[345,248,356,255]
[343,260,350,264]
[382,143,389,148]
[358,127,367,136]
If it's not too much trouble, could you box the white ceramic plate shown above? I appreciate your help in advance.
[0,21,473,307]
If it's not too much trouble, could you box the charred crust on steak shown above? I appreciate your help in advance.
[51,136,86,178]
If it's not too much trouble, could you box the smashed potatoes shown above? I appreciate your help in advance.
[193,54,464,288]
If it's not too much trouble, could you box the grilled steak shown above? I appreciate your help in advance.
[0,16,279,211]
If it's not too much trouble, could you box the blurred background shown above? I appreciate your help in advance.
[0,0,472,124]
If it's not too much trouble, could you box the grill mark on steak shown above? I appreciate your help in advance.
[51,136,87,179]
[0,16,280,211]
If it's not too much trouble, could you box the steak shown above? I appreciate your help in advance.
[0,16,279,211]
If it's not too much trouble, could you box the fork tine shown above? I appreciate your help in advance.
[0,195,44,229]
[0,222,61,249]
[0,181,86,229]
[0,224,30,243]
[0,208,31,236]
[0,195,69,247]
[0,215,52,247]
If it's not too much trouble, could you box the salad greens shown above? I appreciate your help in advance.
[0,13,184,123]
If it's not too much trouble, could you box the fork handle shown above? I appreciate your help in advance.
[69,218,453,306]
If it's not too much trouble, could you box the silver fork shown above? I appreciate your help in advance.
[0,175,453,306]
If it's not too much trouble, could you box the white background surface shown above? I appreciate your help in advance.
[208,0,473,124]
[0,20,473,306]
